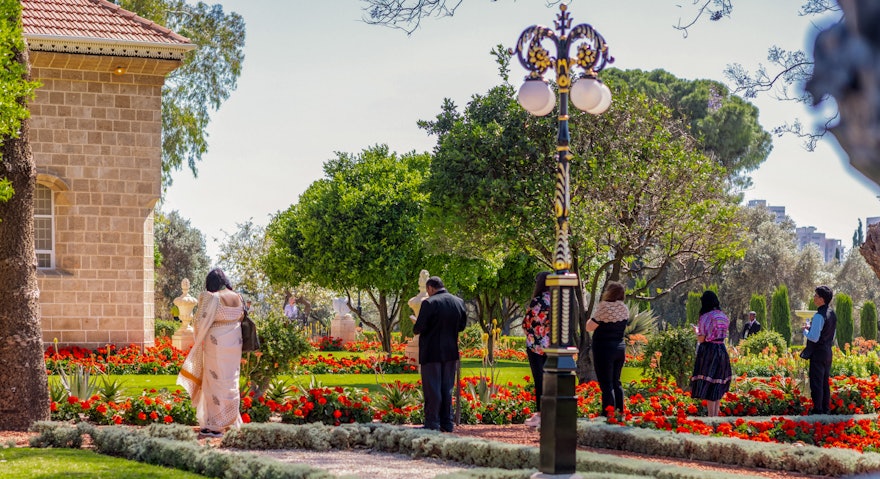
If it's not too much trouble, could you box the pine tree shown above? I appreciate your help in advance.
[771,285,792,345]
[861,301,878,341]
[835,293,854,348]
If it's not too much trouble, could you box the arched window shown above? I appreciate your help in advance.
[34,184,54,269]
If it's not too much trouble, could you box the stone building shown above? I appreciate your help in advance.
[21,0,194,349]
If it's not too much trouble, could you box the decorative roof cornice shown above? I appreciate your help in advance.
[24,34,195,60]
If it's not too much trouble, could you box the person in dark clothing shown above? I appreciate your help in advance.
[741,310,762,339]
[412,276,467,432]
[522,271,551,427]
[802,285,837,415]
[586,281,629,415]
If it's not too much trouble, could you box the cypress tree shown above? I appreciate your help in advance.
[686,291,702,325]
[771,285,792,345]
[836,293,854,348]
[861,301,878,341]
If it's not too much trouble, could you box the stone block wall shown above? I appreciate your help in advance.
[28,52,180,350]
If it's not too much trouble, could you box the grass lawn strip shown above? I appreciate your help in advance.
[0,448,205,478]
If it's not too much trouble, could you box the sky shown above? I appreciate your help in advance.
[162,0,880,262]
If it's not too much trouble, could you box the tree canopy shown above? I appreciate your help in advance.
[113,0,245,188]
[264,145,430,355]
[153,209,211,318]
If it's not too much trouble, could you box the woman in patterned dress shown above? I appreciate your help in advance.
[177,268,244,437]
[690,290,733,417]
[522,271,551,427]
[586,281,629,415]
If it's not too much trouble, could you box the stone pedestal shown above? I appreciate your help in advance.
[172,278,197,350]
[331,313,357,345]
[405,333,420,366]
[794,310,815,345]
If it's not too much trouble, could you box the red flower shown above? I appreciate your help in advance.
[138,412,147,421]
[149,411,159,420]
[333,410,342,419]
[241,413,251,423]
[164,415,173,423]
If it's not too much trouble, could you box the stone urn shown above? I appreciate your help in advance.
[404,270,430,367]
[330,298,357,344]
[793,310,815,345]
[171,278,197,350]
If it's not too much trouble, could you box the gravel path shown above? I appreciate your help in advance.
[255,448,475,479]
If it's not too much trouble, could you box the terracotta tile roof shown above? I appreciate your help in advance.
[21,0,191,45]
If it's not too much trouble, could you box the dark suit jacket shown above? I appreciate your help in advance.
[412,288,467,364]
[742,320,762,339]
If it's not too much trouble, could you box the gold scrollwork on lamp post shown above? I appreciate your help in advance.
[509,4,613,478]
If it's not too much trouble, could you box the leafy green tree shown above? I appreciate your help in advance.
[770,285,792,345]
[835,293,854,348]
[0,0,49,431]
[421,59,747,381]
[153,209,211,318]
[264,145,430,356]
[861,301,878,341]
[602,68,771,188]
[215,219,288,311]
[834,249,880,308]
[716,206,822,324]
[112,0,245,188]
[641,326,697,389]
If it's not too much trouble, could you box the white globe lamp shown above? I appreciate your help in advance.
[586,81,612,114]
[517,79,554,115]
[570,77,603,112]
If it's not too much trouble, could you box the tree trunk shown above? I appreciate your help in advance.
[861,223,880,281]
[0,46,50,431]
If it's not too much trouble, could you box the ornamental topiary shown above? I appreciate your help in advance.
[835,293,854,348]
[737,329,787,356]
[770,285,792,345]
[861,301,878,341]
[640,326,697,389]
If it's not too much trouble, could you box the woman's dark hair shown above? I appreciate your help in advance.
[532,271,552,299]
[699,290,721,315]
[205,267,233,293]
[601,281,625,302]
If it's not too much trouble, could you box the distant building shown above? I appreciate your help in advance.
[796,226,844,262]
[747,199,787,224]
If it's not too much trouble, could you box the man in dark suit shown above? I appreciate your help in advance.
[802,285,837,414]
[741,311,762,339]
[413,276,467,432]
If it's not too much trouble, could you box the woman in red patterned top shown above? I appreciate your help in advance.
[522,271,551,427]
[690,290,733,417]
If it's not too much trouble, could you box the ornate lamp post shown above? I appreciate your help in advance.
[510,4,613,478]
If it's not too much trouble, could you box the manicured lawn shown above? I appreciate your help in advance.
[0,448,204,478]
[46,349,643,396]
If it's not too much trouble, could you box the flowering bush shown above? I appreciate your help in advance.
[311,336,344,351]
[294,353,417,374]
[281,386,373,426]
[51,389,195,426]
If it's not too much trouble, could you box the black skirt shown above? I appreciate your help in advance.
[690,341,733,401]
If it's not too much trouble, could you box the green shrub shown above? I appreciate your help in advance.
[241,310,312,395]
[737,330,788,356]
[154,319,179,339]
[641,326,697,389]
[836,293,854,348]
[862,301,878,341]
[459,323,484,350]
[770,285,792,345]
[499,335,525,351]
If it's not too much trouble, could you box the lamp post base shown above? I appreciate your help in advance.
[538,347,579,475]
[531,473,583,479]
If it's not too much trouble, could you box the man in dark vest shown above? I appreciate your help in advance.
[802,285,837,415]
[413,276,467,432]
[742,310,762,339]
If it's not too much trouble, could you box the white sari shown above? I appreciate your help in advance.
[176,290,243,431]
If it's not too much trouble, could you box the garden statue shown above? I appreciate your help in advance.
[330,297,357,344]
[404,269,430,365]
[171,278,197,350]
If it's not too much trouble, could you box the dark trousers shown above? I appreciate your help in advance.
[526,349,546,412]
[809,352,832,414]
[592,340,626,413]
[420,360,458,431]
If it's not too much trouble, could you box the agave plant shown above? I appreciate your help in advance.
[373,380,420,412]
[624,302,659,359]
[96,375,127,403]
[57,364,100,400]
[263,377,295,403]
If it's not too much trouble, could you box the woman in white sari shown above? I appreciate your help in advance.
[177,268,243,437]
